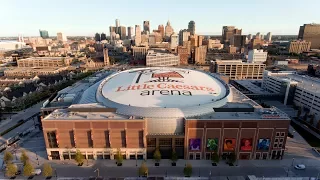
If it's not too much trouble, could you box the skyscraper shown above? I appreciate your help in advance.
[127,26,134,39]
[94,33,101,42]
[266,32,272,42]
[298,23,320,49]
[170,33,178,49]
[149,33,156,45]
[165,21,174,40]
[179,29,190,46]
[115,19,120,27]
[256,32,261,39]
[39,29,49,39]
[135,25,141,46]
[247,34,253,41]
[230,35,246,48]
[158,25,164,38]
[109,26,116,41]
[57,32,67,42]
[119,26,127,40]
[222,26,241,44]
[101,33,107,41]
[188,21,196,35]
[143,21,150,33]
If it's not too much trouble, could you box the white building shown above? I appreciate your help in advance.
[248,49,268,63]
[207,39,223,49]
[146,50,180,66]
[0,41,28,51]
[266,32,272,42]
[57,32,67,42]
[262,70,320,127]
[170,33,178,49]
[135,25,141,46]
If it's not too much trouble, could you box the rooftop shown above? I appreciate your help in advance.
[234,80,273,94]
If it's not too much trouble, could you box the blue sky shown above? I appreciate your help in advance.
[1,0,320,37]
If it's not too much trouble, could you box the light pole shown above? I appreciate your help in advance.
[291,158,295,167]
[94,168,99,179]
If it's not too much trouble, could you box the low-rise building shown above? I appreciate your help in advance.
[4,67,69,77]
[146,50,180,66]
[288,40,311,54]
[17,57,72,68]
[207,39,223,49]
[211,60,266,80]
[248,49,268,63]
[227,45,237,54]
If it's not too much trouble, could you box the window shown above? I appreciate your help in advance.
[121,130,126,148]
[195,153,201,160]
[47,131,58,148]
[262,153,268,159]
[175,138,184,147]
[255,153,261,160]
[205,153,211,160]
[159,138,172,147]
[273,143,278,148]
[189,153,194,160]
[275,138,279,142]
[279,138,284,143]
[276,132,280,137]
[280,132,285,137]
[147,138,156,147]
[279,144,283,148]
[69,131,75,148]
[87,131,93,148]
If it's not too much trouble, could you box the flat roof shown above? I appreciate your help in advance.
[234,80,273,94]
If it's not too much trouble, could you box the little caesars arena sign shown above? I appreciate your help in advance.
[115,71,216,96]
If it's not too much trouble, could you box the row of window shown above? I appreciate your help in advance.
[147,138,184,147]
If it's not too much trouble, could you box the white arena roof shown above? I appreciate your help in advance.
[96,67,232,118]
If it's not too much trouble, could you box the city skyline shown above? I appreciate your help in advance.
[1,0,320,37]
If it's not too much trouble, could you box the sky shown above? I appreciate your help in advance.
[1,0,320,37]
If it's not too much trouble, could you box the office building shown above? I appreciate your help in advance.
[266,32,272,42]
[154,32,162,43]
[248,49,268,63]
[39,30,49,39]
[227,45,237,54]
[288,40,311,54]
[188,21,195,35]
[118,26,126,40]
[95,33,101,42]
[149,33,156,45]
[222,26,242,44]
[57,32,67,42]
[256,32,261,39]
[230,35,246,48]
[101,33,107,41]
[103,48,109,66]
[41,67,290,161]
[135,25,142,46]
[177,46,189,65]
[170,33,178,49]
[146,50,180,66]
[194,45,207,64]
[158,25,164,38]
[179,29,190,46]
[183,41,191,55]
[141,34,149,44]
[143,21,150,33]
[207,39,223,49]
[298,23,320,49]
[212,60,266,80]
[132,46,149,60]
[165,21,174,39]
[248,34,253,41]
[127,27,134,39]
[190,35,198,48]
[198,35,203,46]
[115,19,120,27]
[249,38,264,49]
[17,57,72,68]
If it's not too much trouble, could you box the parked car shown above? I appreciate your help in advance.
[32,169,42,175]
[294,164,306,170]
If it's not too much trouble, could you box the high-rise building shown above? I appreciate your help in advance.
[109,26,116,41]
[266,32,272,42]
[247,34,253,41]
[115,19,120,27]
[103,48,109,66]
[194,45,207,64]
[149,33,156,45]
[154,32,162,43]
[183,41,191,55]
[288,40,311,54]
[190,35,199,48]
[132,46,149,60]
[198,35,204,46]
[188,21,195,35]
[230,35,246,48]
[119,26,126,40]
[127,27,134,39]
[248,49,268,63]
[57,32,67,42]
[179,29,190,46]
[165,21,174,40]
[256,32,261,39]
[298,23,320,49]
[158,25,164,38]
[177,46,189,65]
[222,26,241,44]
[143,21,150,33]
[135,25,141,46]
[39,29,49,39]
[141,34,149,44]
[170,33,178,49]
[94,33,101,42]
[101,33,107,41]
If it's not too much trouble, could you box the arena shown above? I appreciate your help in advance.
[41,67,290,161]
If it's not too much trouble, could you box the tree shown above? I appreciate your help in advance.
[115,148,123,165]
[23,161,34,177]
[5,163,18,178]
[183,163,192,177]
[74,150,84,165]
[211,152,220,164]
[153,149,161,163]
[138,162,148,177]
[170,150,178,163]
[3,151,14,164]
[20,150,29,165]
[42,163,53,178]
